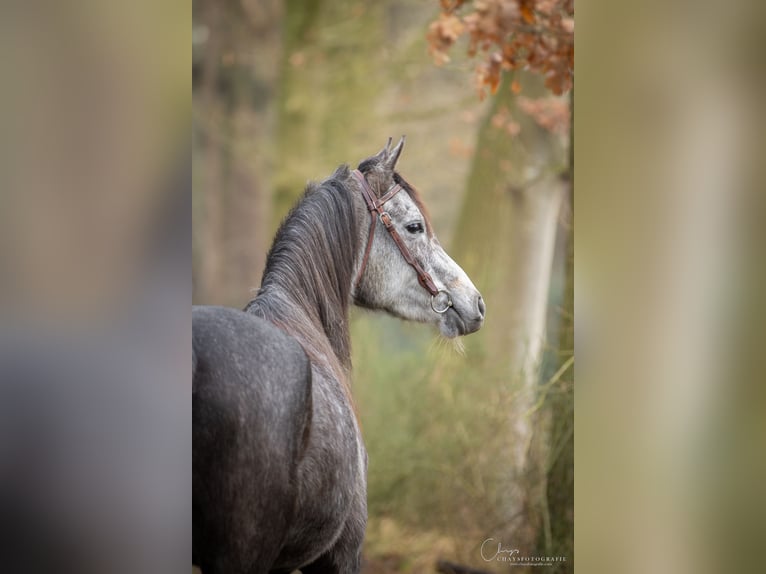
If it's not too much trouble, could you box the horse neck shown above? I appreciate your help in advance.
[248,170,365,372]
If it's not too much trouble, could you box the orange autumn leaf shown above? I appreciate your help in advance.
[438,13,465,41]
[486,53,503,94]
[426,13,466,64]
[520,0,536,24]
[428,0,574,103]
[440,0,466,11]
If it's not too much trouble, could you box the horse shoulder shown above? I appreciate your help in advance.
[193,305,311,459]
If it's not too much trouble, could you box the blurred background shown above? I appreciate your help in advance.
[193,1,573,572]
[0,2,190,573]
[0,0,762,573]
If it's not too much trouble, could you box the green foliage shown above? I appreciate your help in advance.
[354,309,573,571]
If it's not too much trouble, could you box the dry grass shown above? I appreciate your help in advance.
[363,516,497,574]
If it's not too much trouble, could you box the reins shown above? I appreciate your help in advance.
[351,169,452,314]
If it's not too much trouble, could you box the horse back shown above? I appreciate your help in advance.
[192,305,311,571]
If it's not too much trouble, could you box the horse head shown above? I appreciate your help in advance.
[352,137,485,338]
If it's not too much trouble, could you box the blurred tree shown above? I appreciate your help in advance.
[193,0,280,305]
[428,0,573,568]
[195,0,224,303]
[272,0,386,230]
[545,176,573,563]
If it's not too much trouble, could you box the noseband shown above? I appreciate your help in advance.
[351,169,452,314]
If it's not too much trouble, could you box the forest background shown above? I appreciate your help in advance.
[192,1,573,571]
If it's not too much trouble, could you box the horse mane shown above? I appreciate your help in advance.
[245,165,360,384]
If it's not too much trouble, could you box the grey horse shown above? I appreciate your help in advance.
[192,138,484,573]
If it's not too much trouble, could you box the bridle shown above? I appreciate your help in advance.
[351,169,453,314]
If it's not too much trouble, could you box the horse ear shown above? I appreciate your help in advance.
[374,137,393,161]
[385,135,406,171]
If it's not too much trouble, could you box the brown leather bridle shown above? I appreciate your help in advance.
[351,169,453,314]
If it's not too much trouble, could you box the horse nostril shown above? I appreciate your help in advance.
[476,295,486,318]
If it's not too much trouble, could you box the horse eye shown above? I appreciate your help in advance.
[405,222,424,234]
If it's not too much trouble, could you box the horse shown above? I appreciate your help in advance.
[192,137,485,574]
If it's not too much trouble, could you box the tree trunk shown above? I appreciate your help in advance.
[501,174,565,569]
[194,0,281,305]
[221,0,280,305]
[540,85,574,565]
[540,183,573,565]
[195,0,224,304]
[451,73,567,566]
